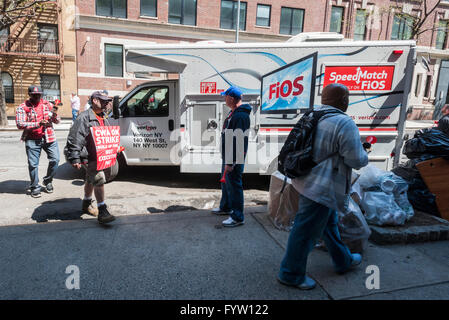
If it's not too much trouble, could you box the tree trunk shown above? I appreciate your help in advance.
[0,71,8,128]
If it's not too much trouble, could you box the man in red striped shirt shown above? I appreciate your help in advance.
[15,85,61,198]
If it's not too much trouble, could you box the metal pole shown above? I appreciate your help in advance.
[235,0,240,43]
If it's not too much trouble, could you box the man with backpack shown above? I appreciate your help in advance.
[277,83,368,290]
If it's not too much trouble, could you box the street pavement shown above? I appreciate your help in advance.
[0,123,448,300]
[0,207,448,300]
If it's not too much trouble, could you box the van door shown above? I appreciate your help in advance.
[119,81,177,165]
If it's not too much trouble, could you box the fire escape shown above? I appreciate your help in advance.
[0,0,64,100]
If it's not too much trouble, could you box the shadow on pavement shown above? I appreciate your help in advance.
[54,162,85,181]
[0,180,29,195]
[116,165,270,191]
[31,198,86,223]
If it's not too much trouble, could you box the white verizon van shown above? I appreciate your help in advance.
[107,38,416,180]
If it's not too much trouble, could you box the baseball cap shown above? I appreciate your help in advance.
[221,86,242,100]
[28,85,43,95]
[91,90,112,101]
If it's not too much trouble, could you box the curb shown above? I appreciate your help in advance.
[369,214,449,245]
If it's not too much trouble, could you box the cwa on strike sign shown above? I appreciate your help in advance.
[91,126,121,171]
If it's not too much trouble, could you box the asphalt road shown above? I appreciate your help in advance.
[0,130,270,226]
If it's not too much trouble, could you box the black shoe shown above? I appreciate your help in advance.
[44,182,54,193]
[97,204,115,224]
[30,188,41,198]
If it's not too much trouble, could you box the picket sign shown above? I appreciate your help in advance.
[90,126,121,171]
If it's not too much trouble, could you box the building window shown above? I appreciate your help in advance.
[330,6,344,33]
[168,0,197,26]
[279,7,304,35]
[391,14,413,40]
[220,0,247,31]
[424,75,432,99]
[96,0,127,18]
[141,0,157,17]
[436,20,448,49]
[38,24,58,54]
[354,9,367,40]
[105,44,123,77]
[0,27,9,52]
[40,74,61,103]
[1,72,14,103]
[256,4,271,27]
[415,74,422,97]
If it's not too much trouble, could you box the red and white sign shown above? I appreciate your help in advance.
[324,66,395,91]
[200,82,217,94]
[91,126,120,171]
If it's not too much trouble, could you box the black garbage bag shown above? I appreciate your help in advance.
[438,115,449,136]
[403,127,449,159]
[407,177,440,217]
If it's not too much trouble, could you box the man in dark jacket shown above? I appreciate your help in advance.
[211,86,252,227]
[65,91,116,224]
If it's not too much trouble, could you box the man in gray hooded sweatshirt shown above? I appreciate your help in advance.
[278,83,368,290]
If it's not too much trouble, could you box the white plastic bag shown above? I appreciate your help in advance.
[361,191,407,226]
[358,165,385,190]
[338,198,371,253]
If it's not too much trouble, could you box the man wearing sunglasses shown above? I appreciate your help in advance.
[65,91,116,224]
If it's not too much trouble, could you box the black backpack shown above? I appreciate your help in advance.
[278,109,340,179]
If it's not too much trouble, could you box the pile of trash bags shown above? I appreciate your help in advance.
[356,165,414,226]
[392,115,449,218]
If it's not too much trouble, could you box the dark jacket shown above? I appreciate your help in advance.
[65,108,110,164]
[221,104,252,165]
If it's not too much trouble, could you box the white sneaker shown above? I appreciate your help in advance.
[211,207,233,215]
[222,217,244,227]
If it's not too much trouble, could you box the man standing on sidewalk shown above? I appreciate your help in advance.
[211,86,251,227]
[70,93,81,122]
[15,85,60,198]
[277,84,368,290]
[65,91,116,224]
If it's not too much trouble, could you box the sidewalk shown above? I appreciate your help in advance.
[0,119,72,131]
[0,206,448,300]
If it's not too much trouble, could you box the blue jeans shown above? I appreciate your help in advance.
[72,109,79,121]
[219,163,245,222]
[25,139,60,190]
[278,194,354,285]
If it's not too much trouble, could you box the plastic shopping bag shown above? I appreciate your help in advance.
[338,198,371,253]
[268,171,300,231]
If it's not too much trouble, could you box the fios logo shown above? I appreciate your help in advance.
[269,76,304,99]
[324,66,395,91]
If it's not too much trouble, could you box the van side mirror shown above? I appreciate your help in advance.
[113,95,120,119]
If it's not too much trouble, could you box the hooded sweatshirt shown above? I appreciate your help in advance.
[221,103,252,165]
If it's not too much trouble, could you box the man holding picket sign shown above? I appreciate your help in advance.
[65,91,120,224]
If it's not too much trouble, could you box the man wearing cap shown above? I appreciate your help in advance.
[65,91,116,224]
[15,85,61,198]
[211,86,252,227]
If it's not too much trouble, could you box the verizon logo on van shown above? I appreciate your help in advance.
[323,66,395,91]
